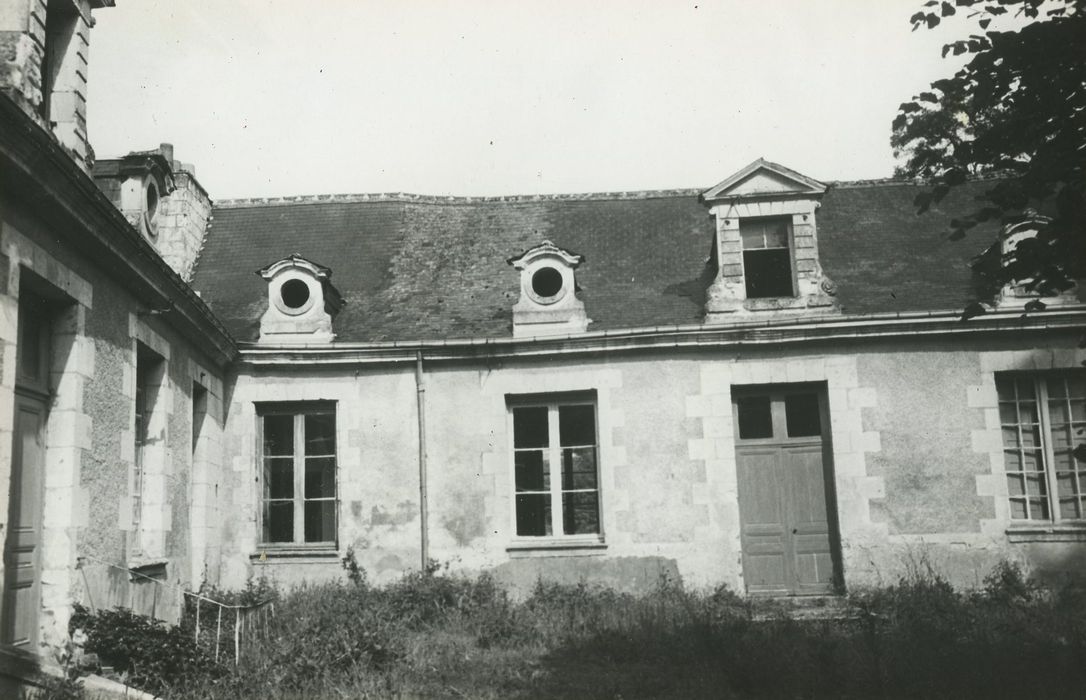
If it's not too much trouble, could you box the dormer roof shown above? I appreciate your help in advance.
[700,158,827,203]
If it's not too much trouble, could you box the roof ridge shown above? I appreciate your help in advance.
[829,171,1014,189]
[213,188,705,209]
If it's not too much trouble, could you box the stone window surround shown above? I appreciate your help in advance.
[0,223,94,653]
[255,401,339,550]
[123,314,173,565]
[970,348,1086,542]
[188,359,223,587]
[476,367,624,559]
[705,198,837,317]
[506,392,604,548]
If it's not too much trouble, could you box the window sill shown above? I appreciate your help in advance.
[506,537,607,557]
[251,544,340,562]
[1006,524,1086,543]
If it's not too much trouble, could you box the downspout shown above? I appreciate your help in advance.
[415,351,429,570]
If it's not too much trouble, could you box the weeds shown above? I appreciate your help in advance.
[70,559,1086,699]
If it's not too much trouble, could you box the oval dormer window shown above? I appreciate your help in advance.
[529,266,565,304]
[272,276,317,317]
[144,179,160,238]
[281,279,311,309]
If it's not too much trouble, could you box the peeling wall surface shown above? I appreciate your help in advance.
[219,334,1086,596]
[0,194,226,654]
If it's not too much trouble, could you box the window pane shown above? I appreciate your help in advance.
[743,249,793,298]
[1059,497,1082,520]
[998,402,1018,425]
[263,415,294,456]
[305,457,336,498]
[515,494,551,536]
[741,224,767,250]
[1009,498,1027,520]
[785,394,821,437]
[562,492,600,535]
[562,447,598,490]
[1047,377,1068,399]
[995,376,1017,402]
[1007,473,1025,496]
[304,501,335,542]
[264,457,293,499]
[513,407,548,448]
[1030,497,1050,520]
[264,501,293,542]
[737,396,773,439]
[305,413,336,455]
[559,405,596,446]
[764,220,790,248]
[514,450,548,491]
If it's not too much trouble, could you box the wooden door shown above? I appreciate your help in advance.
[2,291,51,648]
[2,395,47,647]
[734,388,840,595]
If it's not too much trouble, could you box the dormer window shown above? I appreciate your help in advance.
[144,179,161,238]
[257,254,345,344]
[700,158,837,319]
[507,241,590,338]
[741,217,795,298]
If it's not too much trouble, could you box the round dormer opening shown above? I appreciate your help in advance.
[271,276,318,316]
[281,279,311,309]
[144,179,160,238]
[529,266,565,304]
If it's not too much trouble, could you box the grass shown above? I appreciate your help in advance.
[68,558,1086,699]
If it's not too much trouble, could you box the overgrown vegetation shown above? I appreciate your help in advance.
[68,557,1086,699]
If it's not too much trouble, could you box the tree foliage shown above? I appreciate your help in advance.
[892,0,1086,308]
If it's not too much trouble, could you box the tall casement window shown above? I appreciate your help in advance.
[741,217,795,298]
[510,396,601,539]
[998,373,1086,521]
[259,403,337,545]
[133,343,165,553]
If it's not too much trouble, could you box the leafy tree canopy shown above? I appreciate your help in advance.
[892,0,1085,312]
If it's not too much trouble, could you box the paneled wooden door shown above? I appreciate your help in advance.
[2,291,52,648]
[734,387,841,595]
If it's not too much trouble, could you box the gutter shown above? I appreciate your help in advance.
[236,305,1086,366]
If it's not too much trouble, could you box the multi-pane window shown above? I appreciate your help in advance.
[260,404,337,545]
[997,374,1086,521]
[511,399,600,538]
[741,217,795,298]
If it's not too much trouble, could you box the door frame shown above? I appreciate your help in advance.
[732,382,844,596]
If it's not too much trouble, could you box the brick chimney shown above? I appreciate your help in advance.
[0,0,115,169]
[93,143,213,282]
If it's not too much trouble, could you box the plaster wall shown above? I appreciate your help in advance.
[221,333,1086,596]
[0,195,225,654]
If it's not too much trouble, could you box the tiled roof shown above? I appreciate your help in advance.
[192,180,1002,343]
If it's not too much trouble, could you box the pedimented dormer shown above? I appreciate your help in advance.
[507,241,590,337]
[700,159,838,320]
[257,254,345,344]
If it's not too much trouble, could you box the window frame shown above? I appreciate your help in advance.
[739,216,797,299]
[256,401,339,550]
[997,372,1086,524]
[507,392,604,546]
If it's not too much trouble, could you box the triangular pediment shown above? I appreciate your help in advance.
[701,158,826,202]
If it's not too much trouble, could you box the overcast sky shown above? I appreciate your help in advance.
[87,1,968,199]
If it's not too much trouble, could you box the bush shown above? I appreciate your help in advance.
[69,604,222,695]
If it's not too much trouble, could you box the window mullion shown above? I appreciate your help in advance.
[1036,378,1060,522]
[548,406,563,536]
[293,413,305,543]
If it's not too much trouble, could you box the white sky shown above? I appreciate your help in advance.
[87,0,969,199]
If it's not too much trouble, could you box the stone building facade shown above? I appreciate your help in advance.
[2,0,1086,688]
